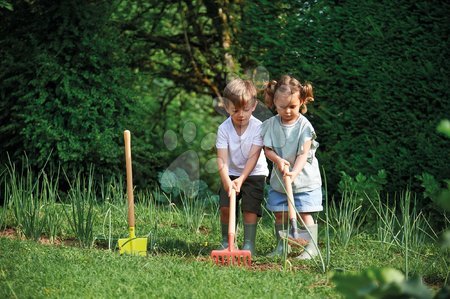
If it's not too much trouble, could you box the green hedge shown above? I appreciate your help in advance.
[0,1,165,185]
[240,0,450,194]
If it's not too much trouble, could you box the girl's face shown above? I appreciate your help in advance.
[274,92,302,125]
[227,101,256,128]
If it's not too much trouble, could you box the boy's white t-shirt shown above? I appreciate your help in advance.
[216,116,269,177]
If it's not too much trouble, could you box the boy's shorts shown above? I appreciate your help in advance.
[266,187,323,213]
[219,175,266,217]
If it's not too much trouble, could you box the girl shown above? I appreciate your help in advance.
[261,75,322,259]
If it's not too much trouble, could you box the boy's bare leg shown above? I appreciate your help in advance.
[220,207,229,223]
[243,211,257,224]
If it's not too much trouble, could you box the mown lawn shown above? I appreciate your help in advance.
[0,179,447,298]
[0,237,336,298]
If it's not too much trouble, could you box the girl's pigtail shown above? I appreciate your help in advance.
[264,80,277,110]
[300,82,314,114]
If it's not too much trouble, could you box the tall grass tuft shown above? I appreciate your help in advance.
[98,176,128,249]
[322,168,331,271]
[0,169,8,230]
[398,190,432,279]
[0,204,6,231]
[99,175,125,205]
[366,190,438,279]
[327,187,365,248]
[166,189,207,233]
[136,188,160,251]
[63,168,97,248]
[366,193,399,250]
[41,171,62,243]
[6,160,45,240]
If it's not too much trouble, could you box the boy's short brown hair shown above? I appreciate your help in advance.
[223,78,257,110]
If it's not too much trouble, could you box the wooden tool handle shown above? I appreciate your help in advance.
[228,188,237,235]
[227,188,237,250]
[283,167,296,221]
[124,130,135,227]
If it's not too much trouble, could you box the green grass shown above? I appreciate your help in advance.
[0,237,335,298]
[0,201,447,298]
[1,167,448,298]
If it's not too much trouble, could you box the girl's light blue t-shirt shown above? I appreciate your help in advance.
[261,115,322,193]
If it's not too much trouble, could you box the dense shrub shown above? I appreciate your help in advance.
[0,1,150,184]
[240,0,450,196]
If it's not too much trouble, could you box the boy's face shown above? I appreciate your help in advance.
[274,92,301,125]
[226,101,257,128]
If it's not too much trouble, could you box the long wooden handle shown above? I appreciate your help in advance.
[124,130,135,228]
[283,167,296,221]
[228,188,237,235]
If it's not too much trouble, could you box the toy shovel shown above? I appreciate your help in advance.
[210,188,252,266]
[118,130,147,256]
[279,168,310,247]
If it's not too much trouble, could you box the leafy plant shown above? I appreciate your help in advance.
[0,0,136,183]
[338,170,387,227]
[333,267,434,299]
[417,172,450,214]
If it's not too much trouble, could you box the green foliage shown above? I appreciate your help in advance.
[336,170,387,227]
[2,0,449,196]
[0,0,12,11]
[0,1,137,182]
[333,267,435,299]
[240,0,450,195]
[338,170,387,201]
[417,173,450,213]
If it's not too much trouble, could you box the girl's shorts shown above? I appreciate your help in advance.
[219,175,266,217]
[266,187,323,213]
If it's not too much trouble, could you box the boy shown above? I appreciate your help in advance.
[216,78,269,255]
